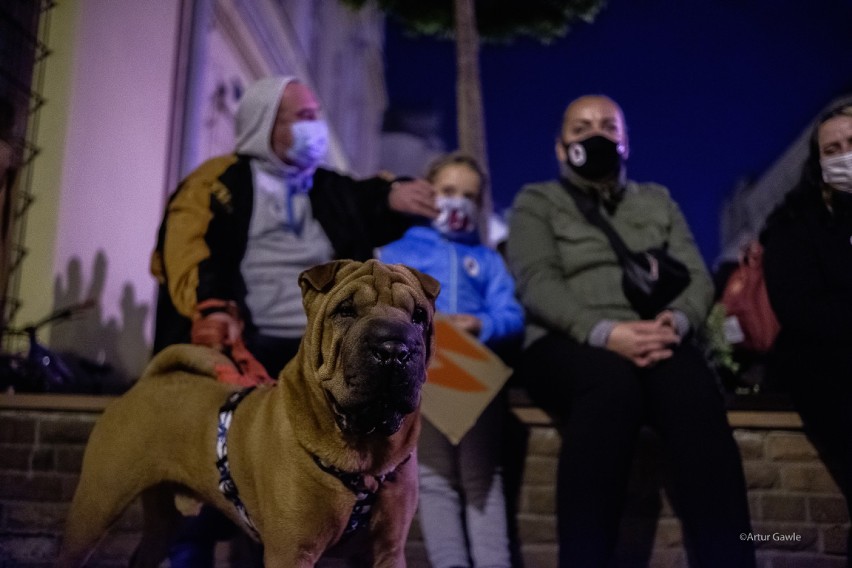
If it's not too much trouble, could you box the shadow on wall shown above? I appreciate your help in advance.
[46,251,150,393]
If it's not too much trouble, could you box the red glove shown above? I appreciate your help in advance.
[191,300,241,350]
[192,300,274,387]
[214,337,275,387]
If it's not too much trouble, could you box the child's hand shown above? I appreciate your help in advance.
[447,314,482,337]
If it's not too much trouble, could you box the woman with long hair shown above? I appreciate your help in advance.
[761,103,852,567]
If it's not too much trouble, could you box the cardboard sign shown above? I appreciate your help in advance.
[421,314,513,444]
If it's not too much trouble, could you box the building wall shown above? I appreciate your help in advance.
[15,1,182,388]
[13,0,387,386]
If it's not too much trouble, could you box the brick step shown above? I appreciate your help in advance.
[0,396,849,567]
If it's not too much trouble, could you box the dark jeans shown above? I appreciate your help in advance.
[168,334,301,568]
[784,363,852,568]
[518,333,756,568]
[167,507,243,567]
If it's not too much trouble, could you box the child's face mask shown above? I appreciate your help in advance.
[432,196,479,241]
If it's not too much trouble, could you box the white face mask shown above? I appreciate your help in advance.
[821,151,852,194]
[432,196,479,241]
[286,120,328,171]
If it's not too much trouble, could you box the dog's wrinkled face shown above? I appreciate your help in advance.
[299,260,440,437]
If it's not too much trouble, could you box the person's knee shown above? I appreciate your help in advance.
[580,354,643,411]
[648,347,723,407]
[522,336,642,413]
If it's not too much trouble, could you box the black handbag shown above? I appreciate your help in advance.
[560,179,691,319]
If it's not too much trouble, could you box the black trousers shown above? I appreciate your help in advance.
[780,349,852,568]
[245,332,302,379]
[519,333,755,568]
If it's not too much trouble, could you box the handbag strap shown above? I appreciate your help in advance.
[559,178,635,264]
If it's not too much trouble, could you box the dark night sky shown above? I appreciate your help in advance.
[383,0,852,264]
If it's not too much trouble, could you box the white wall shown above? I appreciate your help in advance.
[18,0,181,384]
[16,0,388,385]
[54,0,181,317]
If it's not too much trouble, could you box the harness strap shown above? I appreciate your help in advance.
[216,387,260,540]
[216,386,413,539]
[312,453,412,534]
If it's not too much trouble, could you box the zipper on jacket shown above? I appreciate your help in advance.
[449,242,459,313]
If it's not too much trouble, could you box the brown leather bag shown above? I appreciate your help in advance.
[720,241,780,353]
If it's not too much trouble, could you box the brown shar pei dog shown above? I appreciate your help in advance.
[56,259,440,567]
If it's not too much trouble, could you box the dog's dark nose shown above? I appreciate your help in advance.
[373,340,411,366]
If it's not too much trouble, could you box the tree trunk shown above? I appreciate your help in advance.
[454,0,486,169]
[454,0,492,244]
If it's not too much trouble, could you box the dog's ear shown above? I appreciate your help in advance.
[400,266,440,364]
[404,266,441,305]
[299,261,350,294]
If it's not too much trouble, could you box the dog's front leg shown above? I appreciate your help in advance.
[263,546,319,568]
[366,450,419,568]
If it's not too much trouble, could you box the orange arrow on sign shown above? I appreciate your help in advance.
[427,319,488,393]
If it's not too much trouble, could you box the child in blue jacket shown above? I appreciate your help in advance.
[379,152,523,568]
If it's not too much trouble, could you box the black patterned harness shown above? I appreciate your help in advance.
[216,387,260,539]
[312,452,412,535]
[215,386,412,539]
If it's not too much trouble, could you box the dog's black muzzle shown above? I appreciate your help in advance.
[331,317,427,436]
[371,337,412,367]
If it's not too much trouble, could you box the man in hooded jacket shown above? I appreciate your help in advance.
[149,76,437,567]
[151,76,437,375]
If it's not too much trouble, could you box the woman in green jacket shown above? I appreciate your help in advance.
[506,95,755,568]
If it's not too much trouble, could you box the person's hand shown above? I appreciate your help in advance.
[655,310,677,331]
[388,178,439,219]
[191,311,242,351]
[447,313,482,336]
[606,319,680,368]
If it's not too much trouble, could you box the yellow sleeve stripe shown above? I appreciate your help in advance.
[162,156,238,317]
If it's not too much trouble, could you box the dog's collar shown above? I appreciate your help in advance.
[216,387,260,540]
[312,453,412,535]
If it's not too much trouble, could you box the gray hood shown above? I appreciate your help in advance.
[234,75,296,172]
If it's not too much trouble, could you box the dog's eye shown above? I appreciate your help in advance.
[412,307,428,326]
[334,300,357,319]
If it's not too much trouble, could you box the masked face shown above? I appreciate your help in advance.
[821,151,852,193]
[285,120,328,171]
[819,114,852,194]
[557,96,629,181]
[268,82,326,171]
[432,196,479,241]
[562,135,626,180]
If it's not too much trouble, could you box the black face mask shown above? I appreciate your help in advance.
[563,135,624,180]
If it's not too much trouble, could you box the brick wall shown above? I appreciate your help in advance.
[502,424,850,568]
[0,397,848,568]
[0,405,155,568]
